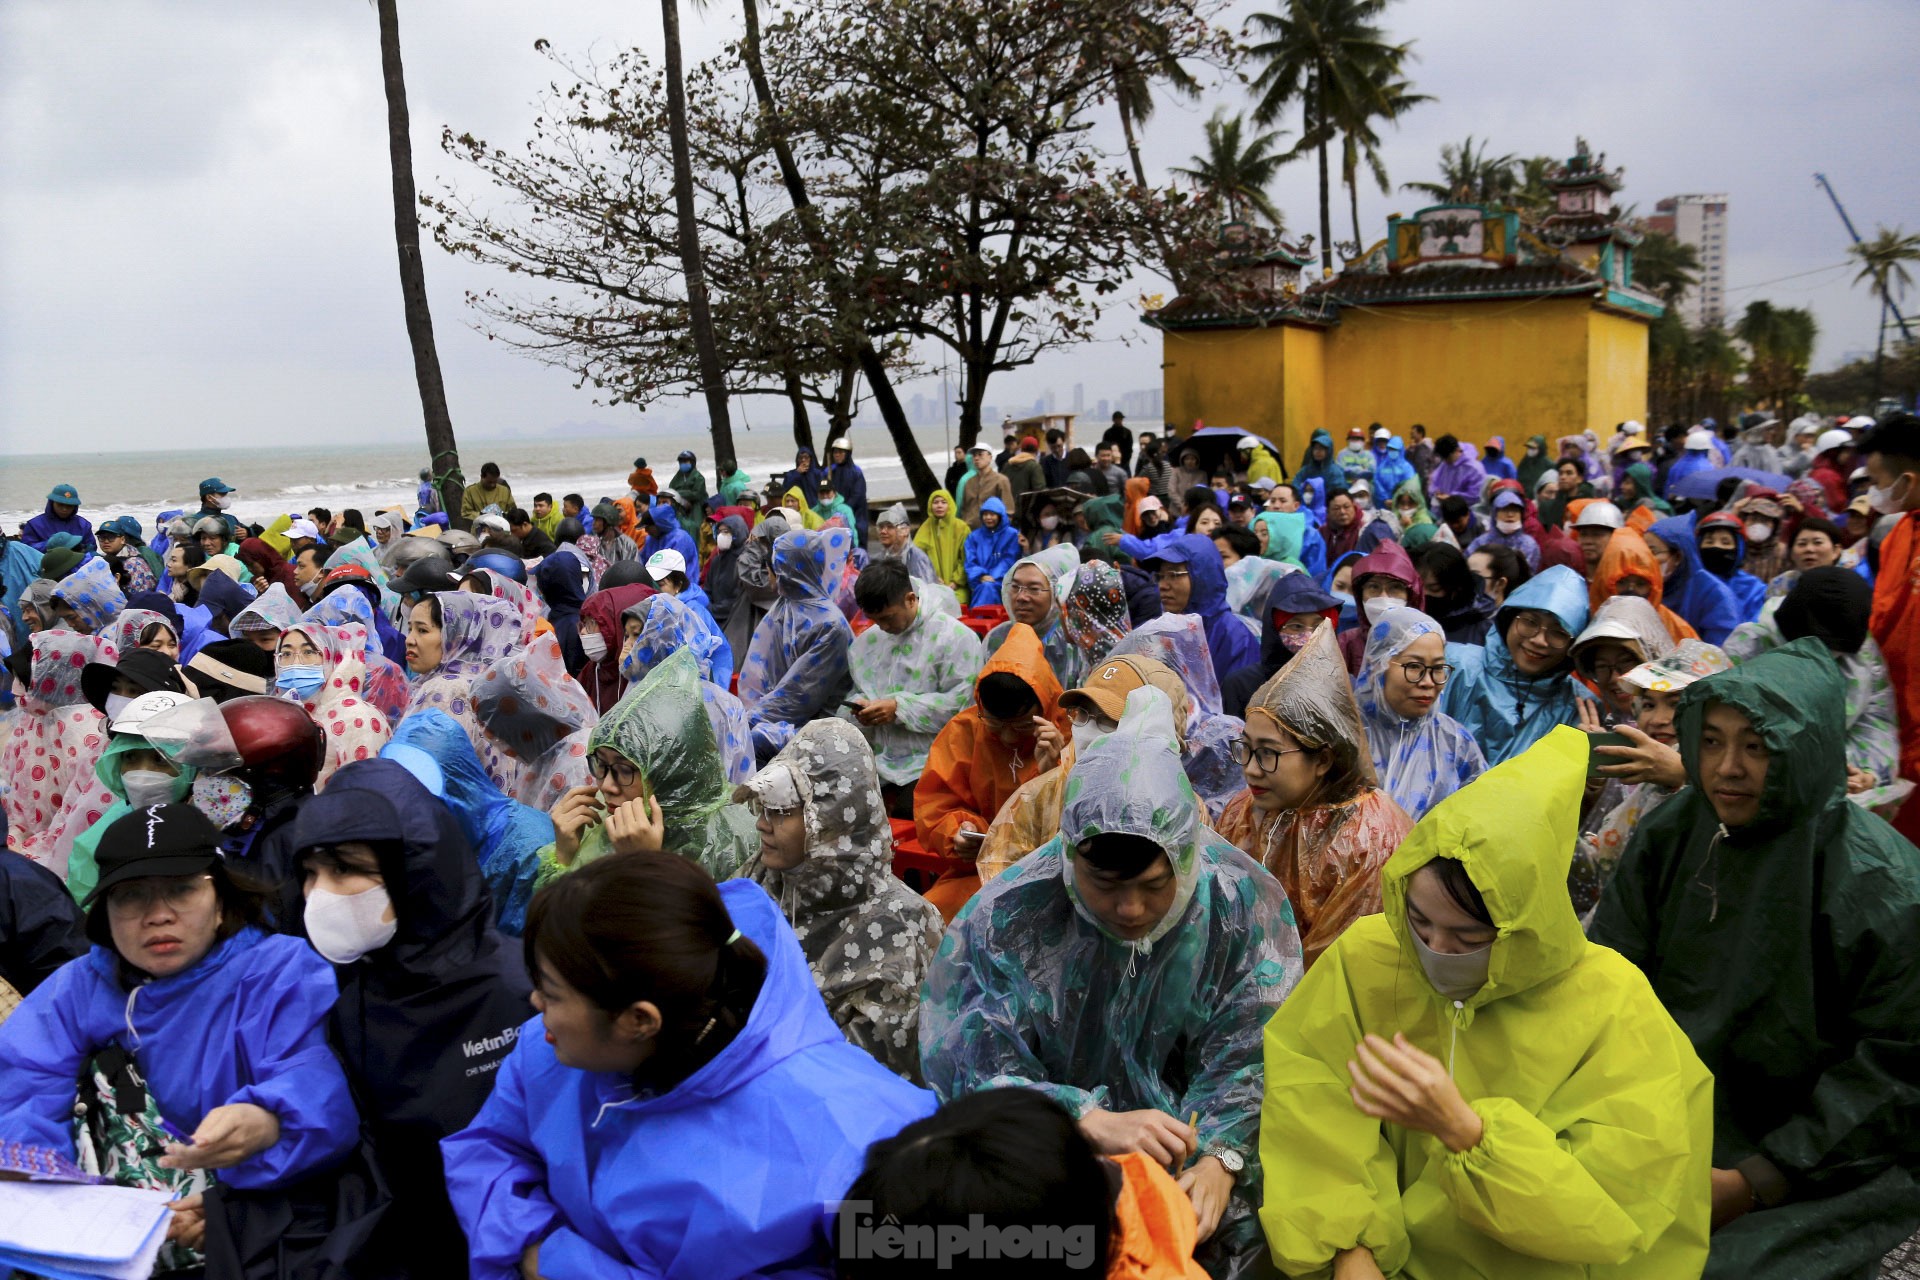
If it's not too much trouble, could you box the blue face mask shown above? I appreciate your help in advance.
[276,665,326,701]
[679,461,692,472]
[1331,590,1355,610]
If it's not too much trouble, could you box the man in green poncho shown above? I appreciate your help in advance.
[1592,638,1920,1278]
[921,684,1303,1277]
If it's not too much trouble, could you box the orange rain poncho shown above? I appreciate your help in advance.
[1215,621,1412,966]
[1588,527,1698,647]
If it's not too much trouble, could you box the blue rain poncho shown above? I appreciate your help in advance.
[1647,515,1741,645]
[641,500,701,586]
[1158,534,1261,688]
[619,593,753,785]
[738,527,855,760]
[50,556,126,633]
[740,721,945,1081]
[920,686,1305,1276]
[0,928,356,1191]
[844,589,984,788]
[1439,566,1593,765]
[383,709,553,936]
[1354,606,1487,820]
[983,543,1089,693]
[962,497,1021,607]
[440,879,935,1280]
[2,538,44,650]
[1109,613,1248,821]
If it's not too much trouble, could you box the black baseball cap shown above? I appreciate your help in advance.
[81,648,188,715]
[84,804,223,906]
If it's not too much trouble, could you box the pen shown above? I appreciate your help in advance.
[155,1117,195,1146]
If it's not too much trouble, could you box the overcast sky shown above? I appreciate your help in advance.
[3,0,1915,455]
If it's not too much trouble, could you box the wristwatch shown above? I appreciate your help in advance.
[1206,1148,1245,1177]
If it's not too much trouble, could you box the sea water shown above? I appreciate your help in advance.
[1,425,971,532]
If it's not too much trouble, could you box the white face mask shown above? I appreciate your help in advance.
[104,692,135,722]
[715,531,734,550]
[1362,597,1401,626]
[1868,475,1911,515]
[1495,516,1523,535]
[121,769,179,809]
[1039,514,1060,531]
[579,631,609,662]
[305,885,398,965]
[213,494,233,511]
[1744,520,1774,543]
[1069,719,1112,757]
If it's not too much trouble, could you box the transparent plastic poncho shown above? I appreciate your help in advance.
[1353,606,1487,821]
[1109,614,1246,820]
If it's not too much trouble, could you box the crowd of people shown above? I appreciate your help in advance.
[0,405,1917,1279]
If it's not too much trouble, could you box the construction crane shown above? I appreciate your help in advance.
[1815,172,1914,343]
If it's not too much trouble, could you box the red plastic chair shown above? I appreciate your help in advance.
[888,817,950,893]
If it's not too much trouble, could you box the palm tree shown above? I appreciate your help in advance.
[660,0,737,464]
[1401,135,1517,205]
[1848,224,1920,396]
[374,0,462,522]
[1334,75,1430,248]
[1171,112,1290,228]
[1249,0,1416,274]
[1736,300,1820,422]
[1633,231,1701,307]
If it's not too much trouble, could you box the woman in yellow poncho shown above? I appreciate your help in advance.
[780,485,825,531]
[913,488,970,606]
[1258,726,1712,1279]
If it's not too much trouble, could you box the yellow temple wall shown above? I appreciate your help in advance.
[1159,296,1651,454]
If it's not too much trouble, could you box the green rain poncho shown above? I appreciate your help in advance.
[1591,639,1920,1278]
[843,591,984,788]
[921,686,1304,1277]
[533,647,757,887]
[1261,726,1712,1278]
[65,732,198,906]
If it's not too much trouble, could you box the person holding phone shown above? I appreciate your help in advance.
[914,624,1071,921]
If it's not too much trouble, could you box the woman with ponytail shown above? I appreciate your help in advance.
[441,851,934,1279]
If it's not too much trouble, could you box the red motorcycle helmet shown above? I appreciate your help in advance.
[219,695,327,794]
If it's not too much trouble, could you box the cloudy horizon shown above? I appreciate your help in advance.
[3,0,1915,457]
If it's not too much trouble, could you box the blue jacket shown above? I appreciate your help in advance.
[1661,448,1717,500]
[1166,534,1261,689]
[1370,441,1419,498]
[19,501,95,554]
[963,498,1021,602]
[385,711,553,935]
[1439,565,1593,765]
[2,538,43,652]
[644,502,702,587]
[441,880,935,1280]
[673,581,733,690]
[0,928,355,1189]
[1649,516,1742,645]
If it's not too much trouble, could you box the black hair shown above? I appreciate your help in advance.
[1215,526,1260,560]
[506,507,531,526]
[976,672,1039,721]
[1046,428,1065,444]
[342,509,364,529]
[1473,544,1531,595]
[1438,495,1472,524]
[293,545,323,567]
[1325,486,1355,507]
[854,559,913,616]
[1073,831,1167,881]
[1663,424,1688,442]
[525,851,767,1092]
[1427,856,1492,926]
[837,1089,1116,1278]
[563,492,585,510]
[480,462,501,478]
[533,492,554,506]
[88,858,276,955]
[1793,516,1844,546]
[458,570,494,595]
[298,842,386,877]
[1271,482,1298,503]
[308,507,332,527]
[1415,542,1476,606]
[1858,411,1920,469]
[1435,433,1459,458]
[139,621,177,647]
[414,594,444,628]
[1411,422,1427,438]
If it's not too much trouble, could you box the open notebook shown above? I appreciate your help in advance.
[0,1144,174,1280]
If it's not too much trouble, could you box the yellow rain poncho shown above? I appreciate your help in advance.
[1259,726,1712,1278]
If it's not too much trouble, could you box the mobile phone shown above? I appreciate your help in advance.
[1587,732,1632,775]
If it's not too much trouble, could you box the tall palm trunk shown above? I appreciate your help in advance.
[1118,95,1186,293]
[375,0,462,523]
[737,0,938,500]
[661,0,737,466]
[1310,81,1332,274]
[1349,172,1362,250]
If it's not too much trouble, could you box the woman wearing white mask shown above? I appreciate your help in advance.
[289,759,531,1280]
[1259,728,1712,1280]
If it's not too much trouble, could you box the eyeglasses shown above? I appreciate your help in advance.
[748,798,801,821]
[586,753,640,787]
[1587,658,1638,681]
[1066,706,1116,728]
[1506,612,1571,650]
[1394,661,1452,687]
[1006,582,1052,600]
[1154,568,1190,585]
[1229,739,1312,773]
[106,875,213,918]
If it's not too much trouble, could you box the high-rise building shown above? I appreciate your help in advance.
[1647,194,1728,329]
[1072,382,1084,413]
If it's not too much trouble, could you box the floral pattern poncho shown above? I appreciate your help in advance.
[404,593,524,794]
[741,721,944,1081]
